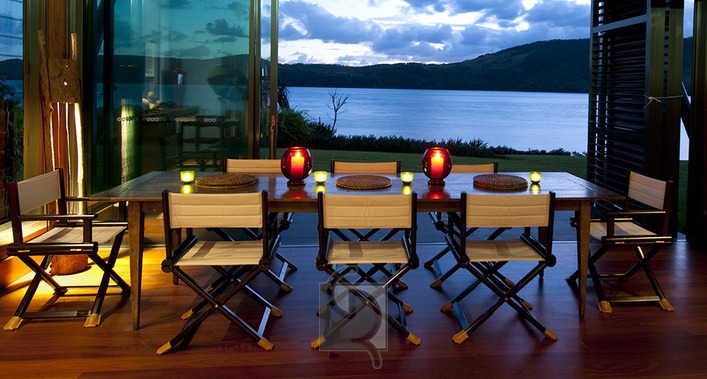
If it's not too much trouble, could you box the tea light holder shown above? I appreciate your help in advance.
[314,171,328,184]
[529,171,542,184]
[180,170,195,183]
[401,172,414,184]
[421,147,452,185]
[281,147,313,186]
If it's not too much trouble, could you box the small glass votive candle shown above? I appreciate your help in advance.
[401,172,414,184]
[180,170,195,183]
[314,171,328,184]
[529,171,542,184]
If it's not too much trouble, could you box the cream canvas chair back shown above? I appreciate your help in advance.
[451,162,497,173]
[627,171,667,210]
[224,158,281,174]
[16,170,62,214]
[464,194,552,229]
[330,160,400,174]
[167,192,264,229]
[322,194,413,230]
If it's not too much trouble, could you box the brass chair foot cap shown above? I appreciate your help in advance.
[271,307,283,317]
[402,303,414,314]
[504,278,515,287]
[4,316,22,331]
[440,302,453,312]
[407,333,421,345]
[544,329,558,341]
[598,301,613,313]
[430,279,442,288]
[84,313,101,328]
[156,342,172,355]
[258,338,274,351]
[311,336,325,349]
[280,283,293,292]
[522,299,534,311]
[452,330,468,344]
[181,309,194,320]
[659,299,674,311]
[396,280,408,290]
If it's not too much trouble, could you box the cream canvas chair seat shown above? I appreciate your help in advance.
[4,169,129,330]
[312,193,421,349]
[424,162,503,288]
[567,170,674,313]
[158,191,283,354]
[442,192,557,344]
[212,158,296,291]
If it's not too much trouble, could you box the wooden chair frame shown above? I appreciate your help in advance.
[158,191,282,354]
[4,169,129,330]
[442,192,557,344]
[312,192,421,348]
[424,162,501,287]
[567,170,674,312]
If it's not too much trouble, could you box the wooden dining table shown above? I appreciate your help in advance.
[89,170,623,329]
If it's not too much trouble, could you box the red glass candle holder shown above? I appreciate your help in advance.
[421,147,452,185]
[281,147,313,186]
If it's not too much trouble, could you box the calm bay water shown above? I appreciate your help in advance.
[288,87,589,153]
[288,86,690,159]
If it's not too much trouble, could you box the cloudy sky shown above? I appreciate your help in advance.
[274,0,695,66]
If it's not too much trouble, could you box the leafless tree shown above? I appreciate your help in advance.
[328,89,350,128]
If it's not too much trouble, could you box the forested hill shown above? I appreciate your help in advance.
[279,37,695,94]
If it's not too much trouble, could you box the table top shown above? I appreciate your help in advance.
[90,171,623,213]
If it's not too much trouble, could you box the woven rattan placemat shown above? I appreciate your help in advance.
[473,173,528,190]
[195,173,257,189]
[336,175,392,190]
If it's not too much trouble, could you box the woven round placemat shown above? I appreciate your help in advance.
[336,175,392,190]
[195,173,257,189]
[473,173,528,190]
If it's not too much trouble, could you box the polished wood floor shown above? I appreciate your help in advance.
[1,237,707,378]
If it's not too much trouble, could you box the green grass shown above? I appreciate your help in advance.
[266,147,688,234]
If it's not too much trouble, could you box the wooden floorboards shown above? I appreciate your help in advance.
[1,240,707,378]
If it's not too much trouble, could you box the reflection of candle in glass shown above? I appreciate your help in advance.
[314,171,327,183]
[401,172,413,184]
[315,184,326,194]
[431,152,444,179]
[181,184,193,194]
[291,152,305,178]
[402,184,412,195]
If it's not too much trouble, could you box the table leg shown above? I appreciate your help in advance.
[575,201,591,318]
[129,202,145,330]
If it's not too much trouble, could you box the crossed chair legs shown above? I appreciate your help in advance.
[442,258,557,344]
[5,234,130,331]
[312,263,421,349]
[157,263,282,355]
[566,244,673,313]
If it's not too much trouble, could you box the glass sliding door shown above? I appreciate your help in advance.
[89,0,255,192]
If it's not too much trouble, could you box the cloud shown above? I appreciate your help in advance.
[279,0,591,65]
[206,19,248,38]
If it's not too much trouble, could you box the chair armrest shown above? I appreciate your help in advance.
[605,209,666,218]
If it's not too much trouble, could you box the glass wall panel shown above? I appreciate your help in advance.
[90,0,252,192]
[0,0,24,219]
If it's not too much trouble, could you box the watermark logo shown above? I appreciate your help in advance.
[317,280,388,369]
